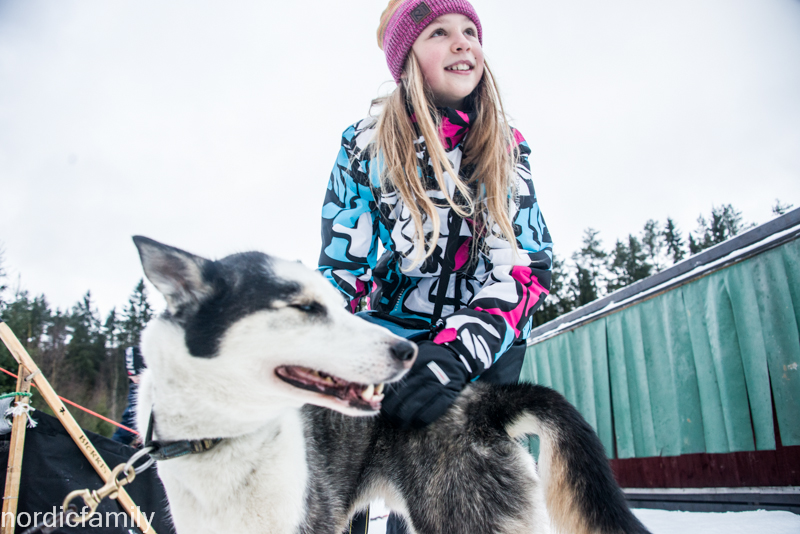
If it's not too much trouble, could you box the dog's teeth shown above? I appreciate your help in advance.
[373,393,384,403]
[323,376,334,384]
[375,383,384,395]
[362,384,375,401]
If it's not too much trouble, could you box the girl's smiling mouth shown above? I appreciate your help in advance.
[445,61,474,72]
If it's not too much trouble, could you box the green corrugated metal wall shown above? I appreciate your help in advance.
[520,237,800,459]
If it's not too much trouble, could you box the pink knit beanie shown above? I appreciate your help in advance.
[377,0,483,83]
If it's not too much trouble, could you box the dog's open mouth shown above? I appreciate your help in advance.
[275,366,385,411]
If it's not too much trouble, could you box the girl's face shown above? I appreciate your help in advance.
[410,14,484,110]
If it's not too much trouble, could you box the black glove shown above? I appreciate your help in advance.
[380,341,470,430]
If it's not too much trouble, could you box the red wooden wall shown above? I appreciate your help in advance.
[611,443,800,488]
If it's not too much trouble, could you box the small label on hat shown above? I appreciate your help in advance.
[410,2,432,24]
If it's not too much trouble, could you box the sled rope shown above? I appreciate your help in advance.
[0,391,37,428]
[5,401,37,428]
[0,365,139,435]
[0,392,32,400]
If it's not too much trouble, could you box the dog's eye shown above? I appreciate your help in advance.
[290,302,324,315]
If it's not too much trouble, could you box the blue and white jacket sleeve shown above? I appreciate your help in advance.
[318,123,380,313]
[432,131,553,374]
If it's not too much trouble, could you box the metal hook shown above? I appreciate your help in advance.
[62,463,136,523]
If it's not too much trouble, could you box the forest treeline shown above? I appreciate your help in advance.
[0,270,152,436]
[0,200,794,436]
[531,200,793,328]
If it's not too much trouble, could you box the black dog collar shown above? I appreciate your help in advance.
[144,411,223,461]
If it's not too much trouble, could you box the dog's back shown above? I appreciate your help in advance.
[302,383,650,534]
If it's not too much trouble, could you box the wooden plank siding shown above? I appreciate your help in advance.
[521,236,800,487]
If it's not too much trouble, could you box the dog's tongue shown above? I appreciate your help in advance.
[275,366,385,411]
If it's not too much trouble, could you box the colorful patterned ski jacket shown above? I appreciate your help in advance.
[319,108,552,377]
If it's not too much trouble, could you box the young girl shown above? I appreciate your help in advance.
[319,1,552,530]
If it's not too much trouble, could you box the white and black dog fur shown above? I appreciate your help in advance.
[133,236,650,534]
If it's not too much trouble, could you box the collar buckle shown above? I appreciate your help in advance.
[144,410,223,461]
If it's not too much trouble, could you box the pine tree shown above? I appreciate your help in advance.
[571,265,598,307]
[709,205,743,243]
[662,218,686,264]
[531,254,572,327]
[690,204,752,254]
[549,254,572,316]
[608,235,652,291]
[40,309,69,384]
[0,291,51,390]
[66,291,106,384]
[104,308,121,351]
[607,240,630,293]
[641,219,665,272]
[569,228,607,306]
[120,279,154,349]
[692,213,711,252]
[772,199,794,216]
[626,235,652,282]
[0,291,50,352]
[103,307,127,422]
[688,234,701,255]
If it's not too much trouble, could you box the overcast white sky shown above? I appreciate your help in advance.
[1,0,799,316]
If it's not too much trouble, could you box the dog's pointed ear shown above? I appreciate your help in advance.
[133,236,214,313]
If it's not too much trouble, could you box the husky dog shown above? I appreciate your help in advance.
[133,236,650,534]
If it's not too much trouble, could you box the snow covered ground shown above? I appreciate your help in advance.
[365,503,800,533]
[632,509,800,534]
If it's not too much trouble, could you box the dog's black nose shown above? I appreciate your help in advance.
[391,341,416,363]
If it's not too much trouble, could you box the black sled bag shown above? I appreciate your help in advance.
[0,411,175,534]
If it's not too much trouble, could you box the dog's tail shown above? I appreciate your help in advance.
[484,383,651,534]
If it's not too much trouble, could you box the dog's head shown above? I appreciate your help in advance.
[133,236,416,419]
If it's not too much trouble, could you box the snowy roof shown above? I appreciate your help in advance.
[528,207,800,346]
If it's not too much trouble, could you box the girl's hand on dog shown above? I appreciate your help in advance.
[380,341,470,429]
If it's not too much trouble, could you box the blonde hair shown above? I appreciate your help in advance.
[371,52,520,269]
